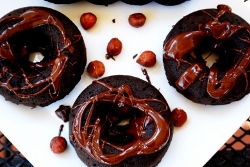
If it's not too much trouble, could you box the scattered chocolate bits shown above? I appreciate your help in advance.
[55,105,71,122]
[141,68,151,84]
[133,54,138,59]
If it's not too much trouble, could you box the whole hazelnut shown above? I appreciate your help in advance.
[128,13,146,28]
[106,38,122,60]
[50,125,67,154]
[136,51,156,67]
[172,108,187,127]
[80,12,97,30]
[87,60,105,78]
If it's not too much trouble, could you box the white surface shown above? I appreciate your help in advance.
[0,0,250,167]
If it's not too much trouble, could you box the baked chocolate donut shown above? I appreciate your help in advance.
[163,5,250,105]
[49,0,187,5]
[0,7,87,107]
[121,0,152,5]
[45,0,81,3]
[86,0,118,5]
[69,75,173,167]
[154,0,187,6]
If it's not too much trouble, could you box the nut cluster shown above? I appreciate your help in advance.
[81,12,158,80]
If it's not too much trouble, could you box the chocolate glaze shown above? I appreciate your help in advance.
[164,5,250,99]
[72,80,170,165]
[0,8,74,99]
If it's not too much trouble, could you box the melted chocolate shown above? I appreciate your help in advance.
[164,5,250,99]
[0,8,74,99]
[72,80,170,165]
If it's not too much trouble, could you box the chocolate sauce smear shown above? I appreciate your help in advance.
[72,80,170,165]
[0,8,73,99]
[164,5,250,99]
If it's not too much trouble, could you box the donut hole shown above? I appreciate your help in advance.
[85,100,156,154]
[29,52,44,63]
[8,25,64,66]
[202,51,219,68]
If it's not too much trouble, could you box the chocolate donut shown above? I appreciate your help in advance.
[163,5,250,105]
[154,0,187,6]
[45,0,81,4]
[121,0,152,5]
[86,0,118,5]
[69,75,173,167]
[0,7,87,107]
[47,0,187,5]
[87,0,187,5]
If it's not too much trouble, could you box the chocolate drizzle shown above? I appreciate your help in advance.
[0,8,73,99]
[72,80,170,165]
[164,5,250,99]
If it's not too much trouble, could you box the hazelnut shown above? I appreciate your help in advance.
[136,51,156,67]
[171,108,187,127]
[50,125,67,154]
[80,12,97,30]
[87,60,105,78]
[106,38,122,60]
[128,13,146,28]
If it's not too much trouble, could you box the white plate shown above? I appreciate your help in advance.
[0,0,250,166]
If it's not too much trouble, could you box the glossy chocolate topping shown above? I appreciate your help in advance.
[0,8,73,98]
[72,80,170,165]
[164,5,250,99]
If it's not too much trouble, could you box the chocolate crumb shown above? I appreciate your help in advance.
[133,54,138,59]
[55,105,71,122]
[105,54,116,60]
[112,19,116,23]
[141,68,151,84]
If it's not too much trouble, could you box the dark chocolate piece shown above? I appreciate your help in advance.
[55,105,71,122]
